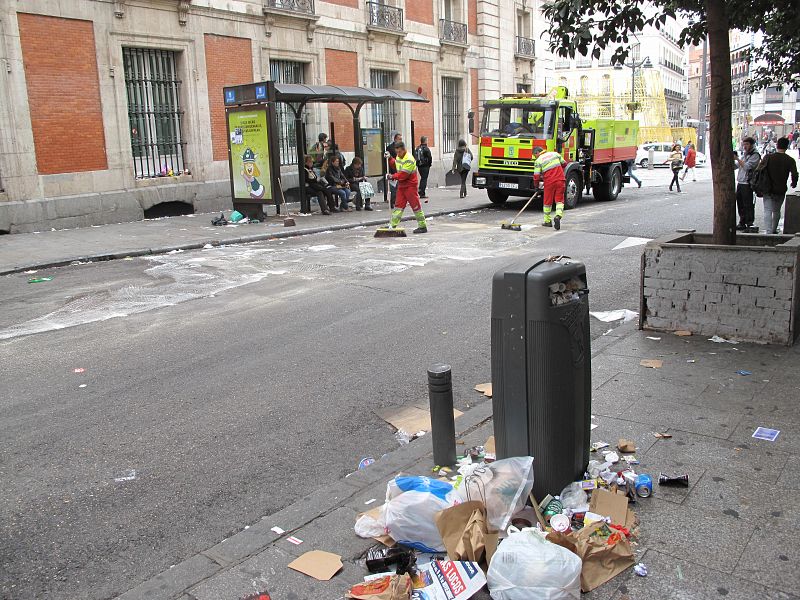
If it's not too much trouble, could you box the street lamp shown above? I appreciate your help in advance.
[615,45,653,121]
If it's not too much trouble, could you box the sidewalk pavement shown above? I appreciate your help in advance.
[0,186,489,276]
[115,323,800,600]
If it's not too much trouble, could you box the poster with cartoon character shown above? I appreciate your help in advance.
[227,109,272,201]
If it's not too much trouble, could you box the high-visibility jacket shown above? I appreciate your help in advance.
[533,151,566,186]
[391,152,419,189]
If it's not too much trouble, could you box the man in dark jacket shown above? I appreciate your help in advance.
[760,137,799,233]
[414,136,433,200]
[344,156,373,211]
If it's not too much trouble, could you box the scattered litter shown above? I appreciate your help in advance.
[634,563,648,577]
[358,457,376,470]
[365,498,377,505]
[548,278,585,306]
[270,526,285,535]
[590,309,638,323]
[28,277,53,283]
[73,368,85,374]
[242,592,271,600]
[736,370,752,376]
[591,441,610,452]
[448,212,456,216]
[473,382,492,397]
[652,432,672,439]
[602,329,614,336]
[377,405,462,437]
[618,439,636,453]
[286,536,303,545]
[202,243,214,249]
[78,384,87,388]
[23,270,38,274]
[167,249,184,254]
[674,330,692,337]
[308,244,337,252]
[288,550,343,581]
[640,359,663,369]
[752,427,780,442]
[612,237,652,250]
[422,560,486,600]
[591,423,598,430]
[114,469,137,482]
[622,455,640,465]
[347,574,412,599]
[687,359,696,363]
[646,336,661,341]
[709,335,739,343]
[602,451,620,464]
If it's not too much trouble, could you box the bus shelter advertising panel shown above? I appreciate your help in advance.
[227,107,273,202]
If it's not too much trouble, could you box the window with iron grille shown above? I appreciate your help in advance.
[270,60,306,165]
[122,48,186,178]
[370,69,397,141]
[441,77,461,153]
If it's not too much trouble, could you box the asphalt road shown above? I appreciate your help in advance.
[0,179,713,599]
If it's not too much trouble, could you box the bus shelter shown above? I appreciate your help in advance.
[223,82,428,215]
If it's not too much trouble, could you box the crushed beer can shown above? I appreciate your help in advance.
[658,473,689,487]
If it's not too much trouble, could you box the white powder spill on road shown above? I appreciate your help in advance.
[0,227,535,340]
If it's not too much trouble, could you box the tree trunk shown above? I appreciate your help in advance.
[706,0,736,245]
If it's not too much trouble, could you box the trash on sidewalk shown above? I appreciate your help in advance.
[589,309,638,323]
[366,546,416,575]
[674,330,693,337]
[634,562,648,577]
[385,476,459,552]
[377,405,463,440]
[617,439,636,453]
[28,276,53,283]
[736,370,752,376]
[652,432,672,439]
[286,536,303,545]
[416,560,486,600]
[752,427,780,441]
[113,469,137,482]
[473,382,492,397]
[658,473,689,487]
[359,457,376,470]
[708,335,739,343]
[435,500,498,573]
[211,213,228,226]
[270,526,285,535]
[347,573,412,599]
[288,550,343,581]
[242,592,271,600]
[588,489,629,526]
[73,368,86,374]
[646,336,661,341]
[640,359,663,369]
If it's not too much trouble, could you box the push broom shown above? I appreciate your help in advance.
[500,190,542,231]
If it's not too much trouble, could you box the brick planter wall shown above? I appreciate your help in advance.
[641,232,800,345]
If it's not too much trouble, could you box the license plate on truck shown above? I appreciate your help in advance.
[498,182,518,189]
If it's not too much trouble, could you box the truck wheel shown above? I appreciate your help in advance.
[487,189,509,205]
[593,166,622,201]
[564,170,582,209]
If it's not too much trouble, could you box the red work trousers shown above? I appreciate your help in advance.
[543,180,566,208]
[395,186,422,212]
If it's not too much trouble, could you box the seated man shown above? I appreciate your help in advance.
[303,155,335,214]
[325,155,352,211]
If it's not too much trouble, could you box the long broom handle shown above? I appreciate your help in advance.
[509,190,540,224]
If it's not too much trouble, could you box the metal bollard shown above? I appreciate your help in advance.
[427,364,457,467]
[648,147,654,170]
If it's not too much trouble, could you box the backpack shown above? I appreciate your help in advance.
[750,157,772,197]
[415,146,430,167]
[461,150,473,171]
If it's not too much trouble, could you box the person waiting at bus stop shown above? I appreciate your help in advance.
[303,155,334,215]
[532,146,566,230]
[386,141,428,233]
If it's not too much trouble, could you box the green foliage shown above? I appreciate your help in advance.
[542,0,800,90]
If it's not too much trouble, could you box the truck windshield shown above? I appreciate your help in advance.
[482,106,554,137]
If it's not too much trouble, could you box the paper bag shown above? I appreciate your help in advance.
[346,573,412,599]
[434,501,498,572]
[547,522,635,592]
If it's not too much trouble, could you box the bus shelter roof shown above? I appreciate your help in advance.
[274,83,428,106]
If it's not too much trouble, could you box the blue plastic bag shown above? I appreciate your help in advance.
[385,476,459,552]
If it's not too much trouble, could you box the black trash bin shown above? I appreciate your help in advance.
[783,191,800,235]
[490,257,591,500]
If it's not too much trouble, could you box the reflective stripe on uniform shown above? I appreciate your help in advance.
[534,151,564,176]
[396,154,417,174]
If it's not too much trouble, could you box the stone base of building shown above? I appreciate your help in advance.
[641,232,800,346]
[0,180,234,234]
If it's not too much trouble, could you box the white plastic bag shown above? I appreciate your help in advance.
[354,505,386,539]
[456,456,534,532]
[384,476,459,552]
[487,526,581,600]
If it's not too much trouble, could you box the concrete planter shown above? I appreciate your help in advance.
[640,232,800,345]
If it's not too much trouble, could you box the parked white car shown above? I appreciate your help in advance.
[636,143,707,168]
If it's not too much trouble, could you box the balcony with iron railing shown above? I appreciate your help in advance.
[366,1,403,33]
[515,36,535,59]
[439,18,467,45]
[263,0,314,16]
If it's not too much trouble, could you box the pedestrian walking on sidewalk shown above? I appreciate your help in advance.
[533,146,566,230]
[665,144,683,192]
[626,158,642,188]
[735,136,761,230]
[415,136,433,202]
[452,139,473,198]
[386,142,428,234]
[759,137,799,234]
[681,142,697,182]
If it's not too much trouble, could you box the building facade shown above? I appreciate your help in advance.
[0,0,540,233]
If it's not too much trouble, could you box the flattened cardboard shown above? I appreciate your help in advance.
[287,550,343,581]
[617,438,636,453]
[474,383,492,397]
[674,330,693,336]
[640,359,663,369]
[376,405,463,433]
[589,489,629,526]
[484,435,496,454]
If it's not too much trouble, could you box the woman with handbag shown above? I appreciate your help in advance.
[452,139,474,198]
[664,143,683,192]
[345,157,374,211]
